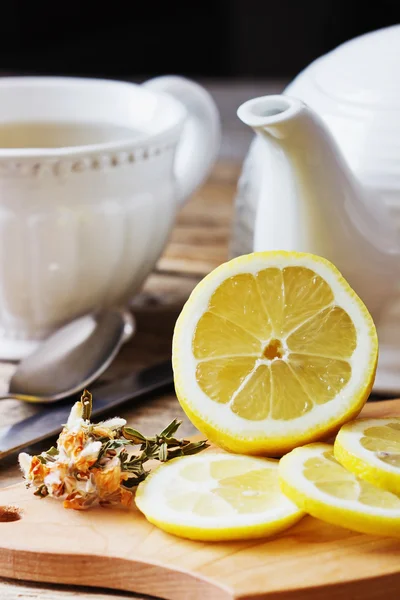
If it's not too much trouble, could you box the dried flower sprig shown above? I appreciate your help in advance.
[19,390,208,510]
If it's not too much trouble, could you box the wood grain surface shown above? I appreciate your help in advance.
[0,400,399,600]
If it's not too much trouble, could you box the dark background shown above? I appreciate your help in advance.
[1,1,399,80]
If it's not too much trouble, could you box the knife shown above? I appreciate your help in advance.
[0,359,173,460]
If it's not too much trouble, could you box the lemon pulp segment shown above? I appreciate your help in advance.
[194,266,356,421]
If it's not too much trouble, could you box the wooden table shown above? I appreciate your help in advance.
[0,161,239,600]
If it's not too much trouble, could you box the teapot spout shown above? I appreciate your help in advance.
[237,95,307,139]
[237,95,400,318]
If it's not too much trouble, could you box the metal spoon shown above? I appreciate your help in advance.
[0,309,135,403]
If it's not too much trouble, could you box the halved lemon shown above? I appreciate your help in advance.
[172,251,378,455]
[135,451,304,541]
[279,443,400,537]
[334,418,400,495]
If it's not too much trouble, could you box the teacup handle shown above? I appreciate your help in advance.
[143,76,220,205]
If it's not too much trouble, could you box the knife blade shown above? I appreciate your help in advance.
[0,359,173,460]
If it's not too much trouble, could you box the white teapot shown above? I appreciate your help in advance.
[233,25,400,392]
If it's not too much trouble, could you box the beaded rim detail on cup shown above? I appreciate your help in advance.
[0,142,176,178]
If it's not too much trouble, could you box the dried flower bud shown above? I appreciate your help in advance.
[19,389,208,510]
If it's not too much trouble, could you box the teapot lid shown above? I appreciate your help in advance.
[310,25,400,109]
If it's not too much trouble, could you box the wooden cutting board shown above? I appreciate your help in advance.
[0,400,399,600]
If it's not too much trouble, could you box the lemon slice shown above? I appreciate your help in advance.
[279,443,400,537]
[334,418,400,495]
[135,451,304,541]
[172,251,378,455]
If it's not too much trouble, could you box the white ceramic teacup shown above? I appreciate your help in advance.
[0,76,220,359]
